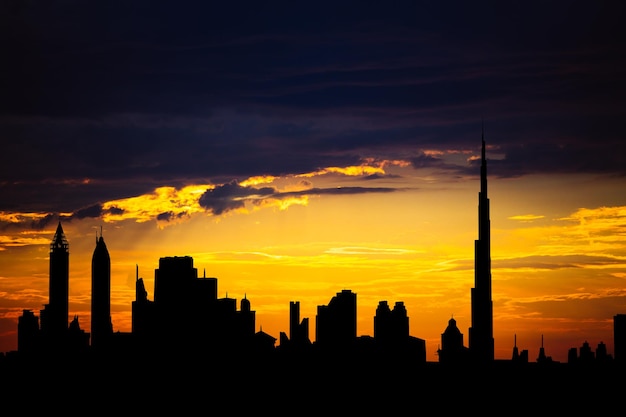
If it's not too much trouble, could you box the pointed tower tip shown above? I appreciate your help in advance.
[481,126,486,156]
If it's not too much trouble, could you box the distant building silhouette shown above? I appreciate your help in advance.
[567,340,612,365]
[131,265,156,337]
[437,316,470,364]
[469,129,495,363]
[289,301,311,348]
[17,309,40,355]
[372,300,426,363]
[67,315,90,355]
[511,334,529,363]
[595,341,610,363]
[374,300,408,344]
[316,289,357,349]
[537,334,553,364]
[614,314,626,363]
[39,221,70,351]
[91,227,113,349]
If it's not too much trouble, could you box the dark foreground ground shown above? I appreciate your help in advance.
[1,353,623,412]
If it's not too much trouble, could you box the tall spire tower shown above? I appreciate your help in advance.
[469,124,495,363]
[91,226,112,349]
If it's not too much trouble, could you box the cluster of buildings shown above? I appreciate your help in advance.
[11,221,427,367]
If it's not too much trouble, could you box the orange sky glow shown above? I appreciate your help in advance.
[1,159,625,363]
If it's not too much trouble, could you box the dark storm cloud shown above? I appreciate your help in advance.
[1,1,625,214]
[284,187,398,197]
[70,204,126,221]
[199,181,276,215]
[72,204,104,220]
[410,153,446,170]
[363,173,402,181]
[30,214,57,230]
[156,211,188,223]
[199,180,399,215]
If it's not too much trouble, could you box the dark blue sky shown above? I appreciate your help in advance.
[2,0,625,216]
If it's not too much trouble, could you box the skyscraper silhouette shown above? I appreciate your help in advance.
[316,289,357,349]
[91,227,112,349]
[39,221,69,349]
[469,128,495,363]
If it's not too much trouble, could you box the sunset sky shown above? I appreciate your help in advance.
[1,1,626,362]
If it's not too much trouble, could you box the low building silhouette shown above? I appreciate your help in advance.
[437,316,470,365]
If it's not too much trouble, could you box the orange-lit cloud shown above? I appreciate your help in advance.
[297,165,386,178]
[0,212,52,224]
[102,184,214,224]
[239,175,278,187]
[368,158,412,169]
[423,150,445,157]
[0,235,51,249]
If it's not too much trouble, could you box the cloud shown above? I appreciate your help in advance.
[72,204,104,220]
[0,234,50,249]
[290,186,397,196]
[199,178,399,216]
[325,247,418,256]
[504,294,626,321]
[199,181,275,215]
[101,185,211,224]
[509,214,545,222]
[494,254,624,271]
[0,213,57,231]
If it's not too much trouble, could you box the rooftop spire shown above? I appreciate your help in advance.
[480,122,488,198]
[51,221,69,252]
[481,120,486,160]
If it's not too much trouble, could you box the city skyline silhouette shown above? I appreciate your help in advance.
[3,138,624,373]
[2,137,625,414]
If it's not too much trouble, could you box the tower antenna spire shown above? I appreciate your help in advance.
[481,120,486,164]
